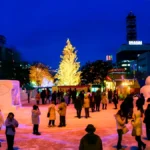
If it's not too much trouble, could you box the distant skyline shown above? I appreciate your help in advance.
[0,0,150,68]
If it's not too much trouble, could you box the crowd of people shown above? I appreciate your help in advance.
[115,93,149,150]
[0,88,150,150]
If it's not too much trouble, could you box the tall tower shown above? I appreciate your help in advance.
[0,35,6,61]
[126,11,137,42]
[0,35,6,46]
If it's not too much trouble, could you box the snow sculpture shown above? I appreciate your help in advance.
[140,76,150,99]
[41,78,54,87]
[0,80,21,110]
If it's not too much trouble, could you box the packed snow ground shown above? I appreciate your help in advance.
[0,100,150,150]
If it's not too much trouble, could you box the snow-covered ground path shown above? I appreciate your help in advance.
[0,101,150,150]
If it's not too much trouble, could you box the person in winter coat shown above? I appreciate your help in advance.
[75,96,83,118]
[0,110,4,147]
[115,109,125,150]
[101,92,107,110]
[120,95,131,124]
[64,92,69,105]
[5,112,19,150]
[91,92,95,112]
[83,93,90,118]
[95,89,101,111]
[108,89,113,103]
[113,93,118,109]
[131,106,146,150]
[35,91,41,105]
[40,90,46,104]
[58,98,67,127]
[52,91,57,105]
[32,105,41,135]
[79,124,103,150]
[48,101,56,127]
[143,104,150,140]
[136,93,145,117]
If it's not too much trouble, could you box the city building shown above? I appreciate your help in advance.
[116,42,150,72]
[116,12,150,73]
[130,52,150,78]
[0,35,30,84]
[126,11,137,42]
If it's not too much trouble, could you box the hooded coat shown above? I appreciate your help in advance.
[31,109,41,124]
[132,110,142,136]
[48,104,56,120]
[58,102,67,116]
[83,94,90,108]
[115,114,125,129]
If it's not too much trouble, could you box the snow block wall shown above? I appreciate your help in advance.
[0,80,21,110]
[140,76,150,100]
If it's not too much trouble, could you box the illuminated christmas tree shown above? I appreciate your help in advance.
[29,63,53,86]
[55,39,81,85]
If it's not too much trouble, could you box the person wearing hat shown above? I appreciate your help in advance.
[31,105,41,135]
[58,98,67,127]
[79,124,103,150]
[5,112,19,150]
[83,93,90,118]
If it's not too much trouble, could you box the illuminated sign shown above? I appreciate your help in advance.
[129,41,142,45]
[106,55,113,61]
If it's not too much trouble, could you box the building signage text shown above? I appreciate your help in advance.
[129,41,142,45]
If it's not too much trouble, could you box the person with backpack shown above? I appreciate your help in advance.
[47,101,56,127]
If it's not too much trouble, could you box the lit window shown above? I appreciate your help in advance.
[122,64,127,66]
[128,64,130,66]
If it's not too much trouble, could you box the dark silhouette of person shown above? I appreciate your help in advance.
[95,89,101,111]
[136,93,145,117]
[108,89,113,103]
[79,124,103,150]
[75,95,83,118]
[40,90,46,104]
[72,88,77,104]
[144,103,150,140]
[52,91,57,105]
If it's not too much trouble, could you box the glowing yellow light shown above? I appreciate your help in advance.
[29,64,53,86]
[122,82,128,86]
[55,39,81,85]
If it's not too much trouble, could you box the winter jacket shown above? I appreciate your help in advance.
[75,98,83,109]
[5,118,19,136]
[48,104,56,120]
[58,102,67,116]
[113,94,118,104]
[132,110,142,136]
[101,95,107,104]
[115,114,125,130]
[79,133,103,150]
[32,109,41,124]
[83,95,90,108]
[95,91,101,104]
[35,93,41,101]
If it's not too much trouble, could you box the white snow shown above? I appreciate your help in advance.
[0,100,150,150]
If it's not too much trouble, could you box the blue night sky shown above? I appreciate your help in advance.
[0,0,150,68]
